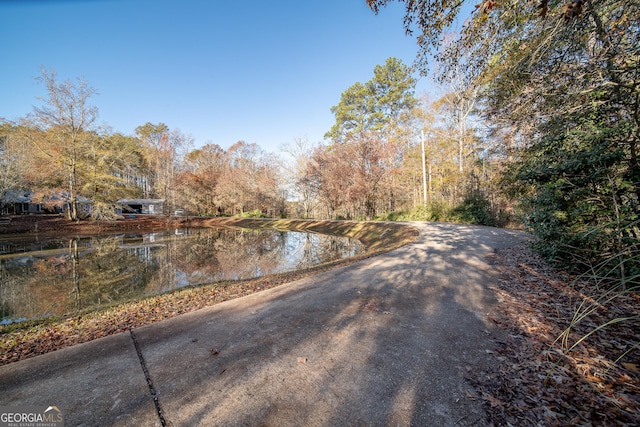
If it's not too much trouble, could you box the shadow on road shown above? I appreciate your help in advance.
[132,223,529,426]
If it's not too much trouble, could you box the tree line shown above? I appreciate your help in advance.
[291,57,508,223]
[368,0,639,275]
[0,69,287,220]
[1,62,507,226]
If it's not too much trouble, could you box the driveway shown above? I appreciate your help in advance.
[0,222,529,426]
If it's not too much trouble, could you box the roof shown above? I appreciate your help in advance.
[1,190,31,203]
[2,190,91,203]
[117,199,165,204]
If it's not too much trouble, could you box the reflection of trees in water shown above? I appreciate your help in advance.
[288,232,364,270]
[1,245,83,321]
[77,237,159,307]
[175,228,287,282]
[0,236,160,322]
[1,259,46,321]
[0,228,364,322]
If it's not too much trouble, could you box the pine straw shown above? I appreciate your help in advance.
[472,244,640,426]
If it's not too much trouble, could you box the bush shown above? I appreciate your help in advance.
[238,209,266,218]
[377,196,517,227]
[377,200,455,222]
[450,192,496,226]
[90,202,119,221]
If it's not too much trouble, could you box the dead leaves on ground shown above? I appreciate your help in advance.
[0,249,383,366]
[473,244,640,425]
[0,273,303,366]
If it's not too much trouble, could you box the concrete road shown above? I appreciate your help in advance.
[0,222,529,426]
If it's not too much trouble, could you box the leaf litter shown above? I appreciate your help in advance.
[472,243,640,426]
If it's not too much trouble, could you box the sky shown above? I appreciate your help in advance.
[0,0,440,154]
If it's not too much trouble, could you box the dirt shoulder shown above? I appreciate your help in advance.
[473,244,640,425]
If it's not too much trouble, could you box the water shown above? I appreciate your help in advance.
[0,227,365,323]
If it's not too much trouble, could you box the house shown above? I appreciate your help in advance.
[117,199,165,215]
[1,190,43,215]
[1,190,93,215]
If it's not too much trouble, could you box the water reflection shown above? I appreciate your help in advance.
[0,228,365,323]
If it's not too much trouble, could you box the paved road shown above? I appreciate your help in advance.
[0,222,529,426]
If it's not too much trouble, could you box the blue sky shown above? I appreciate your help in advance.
[0,0,439,153]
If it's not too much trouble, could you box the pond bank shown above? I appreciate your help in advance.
[190,217,419,252]
[0,217,418,365]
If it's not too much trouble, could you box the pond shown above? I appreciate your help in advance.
[0,227,366,324]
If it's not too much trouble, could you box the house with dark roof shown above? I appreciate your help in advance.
[1,190,93,216]
[1,190,43,214]
[117,199,165,215]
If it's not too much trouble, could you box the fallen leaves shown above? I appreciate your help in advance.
[0,274,306,366]
[471,243,640,425]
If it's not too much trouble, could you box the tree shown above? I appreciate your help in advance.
[82,132,147,204]
[182,141,287,217]
[323,57,418,219]
[432,89,482,202]
[282,137,320,218]
[369,0,640,269]
[133,122,168,198]
[18,68,100,220]
[308,145,350,219]
[135,123,192,211]
[326,57,417,143]
[0,124,27,214]
[178,143,227,215]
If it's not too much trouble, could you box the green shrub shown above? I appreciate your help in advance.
[238,209,265,218]
[450,192,496,226]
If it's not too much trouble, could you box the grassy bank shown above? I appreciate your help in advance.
[191,217,418,252]
[0,219,418,365]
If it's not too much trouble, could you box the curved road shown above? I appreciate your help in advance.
[0,222,529,426]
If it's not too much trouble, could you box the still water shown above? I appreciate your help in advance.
[0,227,365,323]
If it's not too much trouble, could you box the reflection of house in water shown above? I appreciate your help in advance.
[114,233,168,265]
[118,232,167,249]
[117,199,165,215]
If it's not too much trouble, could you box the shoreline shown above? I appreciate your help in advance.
[0,216,419,365]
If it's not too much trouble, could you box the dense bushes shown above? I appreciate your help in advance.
[378,191,514,227]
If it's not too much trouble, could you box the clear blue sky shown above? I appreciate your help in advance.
[0,0,435,153]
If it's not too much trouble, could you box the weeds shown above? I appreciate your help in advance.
[556,246,640,366]
[377,193,515,227]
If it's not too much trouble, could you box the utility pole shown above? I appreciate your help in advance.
[421,130,428,208]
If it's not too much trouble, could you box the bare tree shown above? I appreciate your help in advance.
[0,125,27,214]
[282,137,319,218]
[22,68,99,220]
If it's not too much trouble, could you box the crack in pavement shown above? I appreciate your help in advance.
[130,328,168,426]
